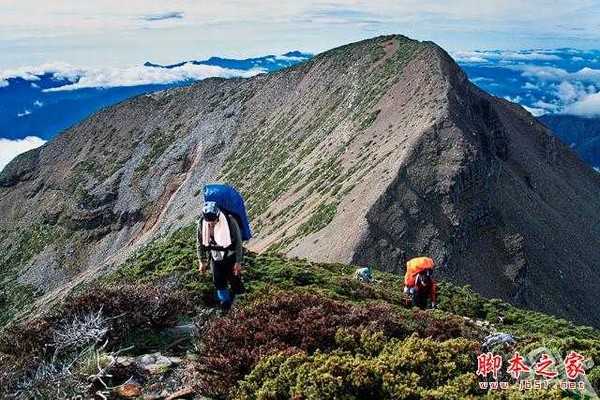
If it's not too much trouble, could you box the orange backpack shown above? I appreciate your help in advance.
[404,257,435,287]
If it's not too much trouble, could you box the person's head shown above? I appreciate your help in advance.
[202,201,220,227]
[418,268,433,287]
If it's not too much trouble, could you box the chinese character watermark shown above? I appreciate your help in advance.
[476,347,597,397]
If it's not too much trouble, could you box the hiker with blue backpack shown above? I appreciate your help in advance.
[197,184,252,312]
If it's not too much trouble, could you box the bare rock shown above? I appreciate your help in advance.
[137,353,174,375]
[114,381,143,398]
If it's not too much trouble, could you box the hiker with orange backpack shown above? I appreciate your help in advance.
[403,257,437,309]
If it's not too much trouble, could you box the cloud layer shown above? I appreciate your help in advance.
[454,48,600,117]
[141,11,184,22]
[1,62,265,92]
[0,52,310,147]
[0,136,46,172]
[2,1,600,70]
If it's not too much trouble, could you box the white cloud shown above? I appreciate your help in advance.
[452,51,487,63]
[495,51,561,61]
[532,99,560,112]
[511,65,600,85]
[0,61,267,92]
[17,109,32,117]
[511,65,568,81]
[43,62,265,92]
[523,82,539,90]
[273,54,310,62]
[0,62,79,84]
[33,100,44,107]
[563,92,600,117]
[0,136,46,172]
[556,81,581,103]
[471,77,494,83]
[492,62,600,116]
[453,50,562,64]
[504,95,522,103]
[572,67,600,83]
[522,105,548,116]
[460,47,600,119]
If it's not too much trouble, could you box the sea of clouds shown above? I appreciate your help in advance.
[0,62,265,92]
[0,62,260,171]
[452,48,600,117]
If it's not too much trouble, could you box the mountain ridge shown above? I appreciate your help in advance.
[1,34,599,329]
[143,51,312,70]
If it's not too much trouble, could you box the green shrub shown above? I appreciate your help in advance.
[233,336,480,400]
[194,291,483,397]
[296,203,337,237]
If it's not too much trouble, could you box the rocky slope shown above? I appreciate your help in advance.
[1,35,599,328]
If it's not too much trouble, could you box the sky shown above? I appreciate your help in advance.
[2,1,600,69]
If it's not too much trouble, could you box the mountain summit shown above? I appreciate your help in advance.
[1,35,599,327]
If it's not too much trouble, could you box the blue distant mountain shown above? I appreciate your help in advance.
[144,51,311,71]
[0,52,312,142]
[539,114,600,170]
[0,76,189,141]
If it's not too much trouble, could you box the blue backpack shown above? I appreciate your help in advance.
[203,183,252,241]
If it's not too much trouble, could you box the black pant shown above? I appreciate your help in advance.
[412,285,432,309]
[212,256,245,305]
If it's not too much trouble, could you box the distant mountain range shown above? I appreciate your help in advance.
[0,52,311,141]
[143,51,310,70]
[539,114,600,170]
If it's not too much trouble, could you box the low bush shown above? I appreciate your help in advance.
[0,318,53,359]
[234,335,576,400]
[0,282,195,398]
[2,283,193,358]
[194,291,483,397]
[233,336,481,400]
[62,283,193,348]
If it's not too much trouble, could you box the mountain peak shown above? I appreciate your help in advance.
[1,34,599,330]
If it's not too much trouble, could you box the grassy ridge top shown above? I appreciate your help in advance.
[111,224,600,342]
[109,225,600,397]
[2,224,598,398]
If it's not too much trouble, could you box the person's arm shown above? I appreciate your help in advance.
[196,218,208,265]
[229,217,243,263]
[430,280,437,307]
